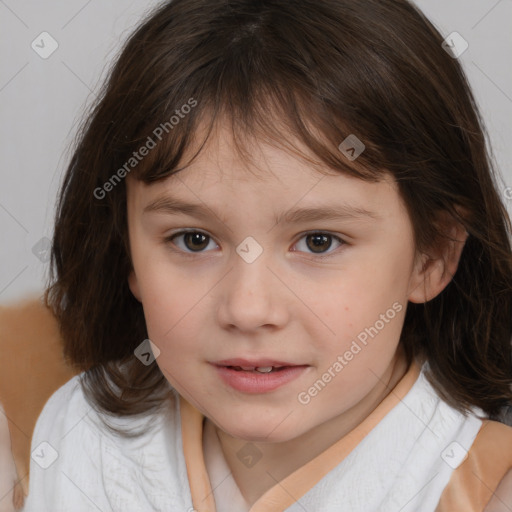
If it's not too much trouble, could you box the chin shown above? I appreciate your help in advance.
[218,417,300,444]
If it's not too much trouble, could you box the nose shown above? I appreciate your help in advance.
[216,250,290,333]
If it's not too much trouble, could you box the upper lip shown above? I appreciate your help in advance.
[213,358,304,368]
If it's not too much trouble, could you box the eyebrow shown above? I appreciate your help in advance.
[143,196,380,224]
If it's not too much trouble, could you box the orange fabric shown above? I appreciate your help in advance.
[484,469,512,511]
[0,297,77,505]
[181,360,421,512]
[180,399,217,512]
[435,420,512,512]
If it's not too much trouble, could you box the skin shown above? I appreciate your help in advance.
[126,121,467,506]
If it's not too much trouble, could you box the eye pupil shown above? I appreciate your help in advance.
[307,234,332,253]
[184,232,209,251]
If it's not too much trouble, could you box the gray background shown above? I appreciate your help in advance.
[1,0,511,305]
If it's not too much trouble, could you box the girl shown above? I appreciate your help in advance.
[21,0,512,510]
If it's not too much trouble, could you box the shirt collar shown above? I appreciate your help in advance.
[180,359,422,512]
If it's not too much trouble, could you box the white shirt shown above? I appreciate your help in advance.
[21,363,484,512]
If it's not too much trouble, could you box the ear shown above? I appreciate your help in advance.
[128,270,142,302]
[408,213,468,304]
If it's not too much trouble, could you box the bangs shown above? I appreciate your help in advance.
[99,0,427,188]
[126,76,384,186]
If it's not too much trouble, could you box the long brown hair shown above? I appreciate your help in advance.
[46,0,512,434]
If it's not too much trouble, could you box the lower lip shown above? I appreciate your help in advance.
[213,365,309,393]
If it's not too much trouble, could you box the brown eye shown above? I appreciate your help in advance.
[292,232,344,258]
[306,233,333,253]
[167,230,217,253]
[183,232,209,251]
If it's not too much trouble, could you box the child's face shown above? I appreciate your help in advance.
[126,123,424,442]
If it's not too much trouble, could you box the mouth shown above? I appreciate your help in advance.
[211,358,310,393]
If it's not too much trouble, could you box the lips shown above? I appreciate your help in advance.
[212,359,310,393]
[210,357,309,394]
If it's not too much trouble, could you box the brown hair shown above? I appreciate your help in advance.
[46,0,512,433]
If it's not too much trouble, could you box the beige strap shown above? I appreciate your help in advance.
[436,419,512,512]
[180,398,217,512]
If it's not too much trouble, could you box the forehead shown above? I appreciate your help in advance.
[180,117,340,182]
[126,118,403,224]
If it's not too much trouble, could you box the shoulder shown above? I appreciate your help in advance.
[436,419,512,512]
[32,373,85,428]
[22,374,107,511]
[477,421,512,512]
[28,373,97,459]
[473,419,512,459]
[29,372,180,449]
[484,468,512,512]
[22,374,185,512]
[26,374,87,461]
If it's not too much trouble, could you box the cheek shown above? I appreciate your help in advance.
[142,293,205,383]
[132,258,198,342]
[313,261,408,322]
[142,284,201,344]
[308,258,409,359]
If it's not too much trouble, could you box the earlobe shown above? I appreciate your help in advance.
[408,220,468,304]
[128,270,142,302]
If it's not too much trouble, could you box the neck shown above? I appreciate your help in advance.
[214,348,410,506]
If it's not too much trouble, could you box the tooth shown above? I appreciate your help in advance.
[255,366,273,373]
[240,366,254,371]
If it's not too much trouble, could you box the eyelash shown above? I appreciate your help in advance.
[163,230,346,260]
